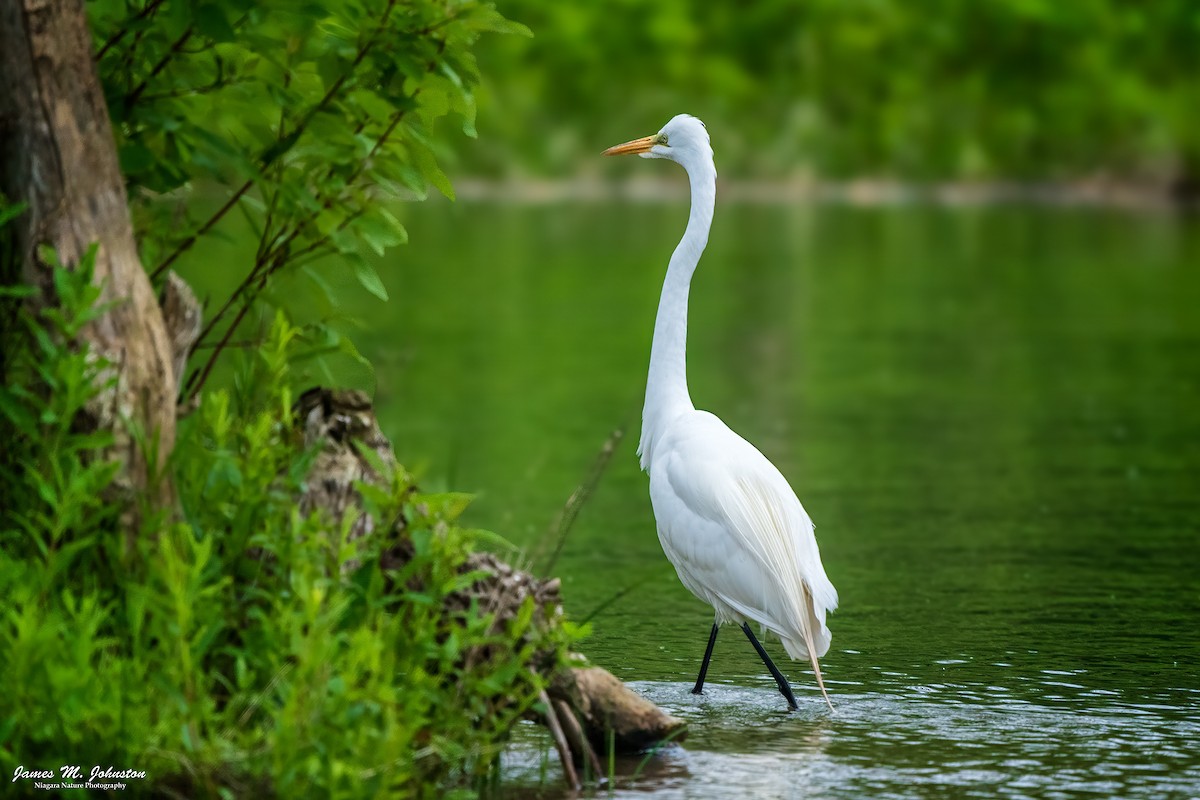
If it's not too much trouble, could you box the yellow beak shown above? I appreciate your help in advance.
[603,134,658,157]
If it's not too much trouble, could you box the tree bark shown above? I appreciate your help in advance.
[0,0,177,523]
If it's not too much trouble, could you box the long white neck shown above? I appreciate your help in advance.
[638,152,717,470]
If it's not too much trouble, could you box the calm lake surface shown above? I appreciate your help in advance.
[358,196,1200,799]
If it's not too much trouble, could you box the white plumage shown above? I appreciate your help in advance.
[605,115,838,710]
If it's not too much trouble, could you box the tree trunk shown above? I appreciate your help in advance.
[0,0,177,524]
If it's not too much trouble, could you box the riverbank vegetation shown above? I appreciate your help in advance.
[0,0,582,796]
[0,271,570,795]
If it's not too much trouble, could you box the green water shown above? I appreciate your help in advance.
[362,197,1199,798]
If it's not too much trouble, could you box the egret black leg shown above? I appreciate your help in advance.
[692,623,720,695]
[741,623,799,710]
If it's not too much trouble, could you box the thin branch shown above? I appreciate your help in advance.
[256,69,293,265]
[95,0,168,61]
[116,10,252,103]
[183,291,258,399]
[123,25,196,111]
[266,0,400,159]
[190,339,263,350]
[138,75,250,103]
[185,205,325,397]
[186,204,324,378]
[555,699,604,784]
[119,27,151,89]
[152,178,254,279]
[259,111,403,260]
[538,427,625,574]
[539,688,580,791]
[579,580,646,626]
[190,253,271,360]
[260,208,361,279]
[288,244,338,272]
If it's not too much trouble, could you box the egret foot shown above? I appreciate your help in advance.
[741,623,799,710]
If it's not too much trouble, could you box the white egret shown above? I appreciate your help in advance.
[604,115,837,711]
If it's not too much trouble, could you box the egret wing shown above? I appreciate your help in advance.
[649,411,837,656]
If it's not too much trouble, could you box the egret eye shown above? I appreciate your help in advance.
[656,133,669,146]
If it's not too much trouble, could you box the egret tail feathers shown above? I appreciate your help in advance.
[788,583,834,712]
[800,615,834,712]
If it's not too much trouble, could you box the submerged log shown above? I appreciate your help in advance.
[293,387,686,781]
[552,667,688,752]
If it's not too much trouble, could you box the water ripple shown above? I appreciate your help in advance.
[501,676,1200,799]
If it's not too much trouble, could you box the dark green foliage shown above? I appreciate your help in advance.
[0,245,120,570]
[0,273,571,795]
[472,0,1200,182]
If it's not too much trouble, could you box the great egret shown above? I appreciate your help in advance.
[604,115,838,711]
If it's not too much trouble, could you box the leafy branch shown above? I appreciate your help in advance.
[150,0,403,280]
[94,0,168,61]
[181,98,415,402]
[88,0,517,400]
[122,24,195,110]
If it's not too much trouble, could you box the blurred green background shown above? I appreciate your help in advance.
[454,0,1200,185]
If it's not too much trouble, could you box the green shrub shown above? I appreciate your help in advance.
[0,266,571,798]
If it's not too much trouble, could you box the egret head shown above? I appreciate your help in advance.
[603,114,712,168]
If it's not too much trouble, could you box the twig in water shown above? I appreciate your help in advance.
[579,579,649,626]
[554,698,605,785]
[536,427,624,574]
[538,687,580,790]
[632,725,687,781]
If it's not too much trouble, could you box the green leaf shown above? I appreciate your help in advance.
[412,142,455,201]
[414,492,474,522]
[470,7,533,37]
[458,528,520,552]
[458,91,478,138]
[119,142,156,176]
[337,329,374,371]
[0,390,36,428]
[0,200,28,226]
[358,208,407,255]
[419,79,451,121]
[194,4,236,42]
[260,128,304,169]
[349,89,394,123]
[301,264,337,307]
[352,259,388,301]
